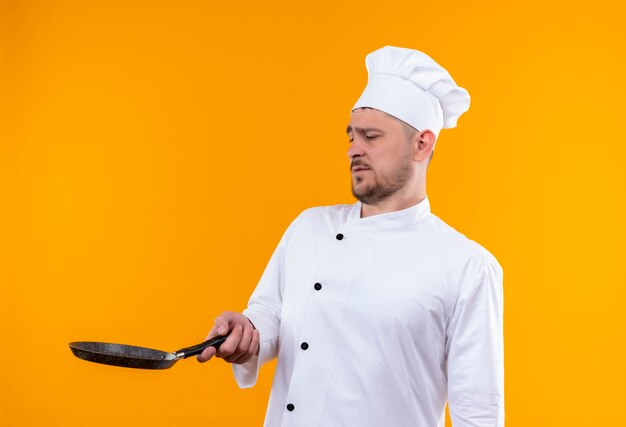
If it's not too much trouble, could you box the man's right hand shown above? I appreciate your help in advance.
[196,311,260,364]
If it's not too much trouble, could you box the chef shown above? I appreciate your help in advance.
[198,46,504,427]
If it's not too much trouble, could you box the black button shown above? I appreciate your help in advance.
[314,282,322,291]
[336,233,344,240]
[286,403,295,411]
[300,342,309,350]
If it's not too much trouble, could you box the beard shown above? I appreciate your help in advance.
[351,153,414,205]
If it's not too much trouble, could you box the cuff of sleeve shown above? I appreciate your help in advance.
[232,353,261,389]
[231,312,275,388]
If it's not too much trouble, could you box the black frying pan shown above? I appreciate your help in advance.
[69,334,229,370]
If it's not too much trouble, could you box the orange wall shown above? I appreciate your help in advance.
[1,1,625,426]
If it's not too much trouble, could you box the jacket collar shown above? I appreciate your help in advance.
[343,196,431,232]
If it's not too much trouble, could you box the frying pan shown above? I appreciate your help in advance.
[69,334,229,370]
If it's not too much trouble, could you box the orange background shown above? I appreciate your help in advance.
[1,1,625,426]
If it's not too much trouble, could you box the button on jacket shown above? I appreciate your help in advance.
[233,197,504,427]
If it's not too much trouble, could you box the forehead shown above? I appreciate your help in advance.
[348,108,405,132]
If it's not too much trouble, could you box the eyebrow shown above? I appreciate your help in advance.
[346,126,384,135]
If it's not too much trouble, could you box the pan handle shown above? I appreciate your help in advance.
[174,333,230,359]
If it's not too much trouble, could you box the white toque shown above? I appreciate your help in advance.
[353,46,471,142]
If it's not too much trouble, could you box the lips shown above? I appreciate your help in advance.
[350,161,371,172]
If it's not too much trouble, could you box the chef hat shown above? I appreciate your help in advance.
[352,46,470,141]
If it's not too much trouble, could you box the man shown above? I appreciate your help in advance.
[198,46,504,427]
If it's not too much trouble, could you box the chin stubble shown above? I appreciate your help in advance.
[351,155,413,205]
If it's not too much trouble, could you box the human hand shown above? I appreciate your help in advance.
[196,311,260,364]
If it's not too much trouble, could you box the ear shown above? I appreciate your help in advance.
[413,130,436,163]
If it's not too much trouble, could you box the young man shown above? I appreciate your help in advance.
[198,46,504,427]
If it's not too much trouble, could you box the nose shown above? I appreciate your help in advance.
[347,137,365,159]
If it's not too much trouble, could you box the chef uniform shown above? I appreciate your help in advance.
[233,47,504,427]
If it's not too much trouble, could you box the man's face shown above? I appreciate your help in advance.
[347,108,415,205]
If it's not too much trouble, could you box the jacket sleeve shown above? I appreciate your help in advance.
[446,253,505,426]
[232,215,299,388]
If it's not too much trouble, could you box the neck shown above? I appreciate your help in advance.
[360,186,427,218]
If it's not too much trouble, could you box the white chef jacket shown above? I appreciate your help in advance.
[233,196,504,427]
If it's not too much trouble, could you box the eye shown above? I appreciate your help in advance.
[365,134,378,140]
